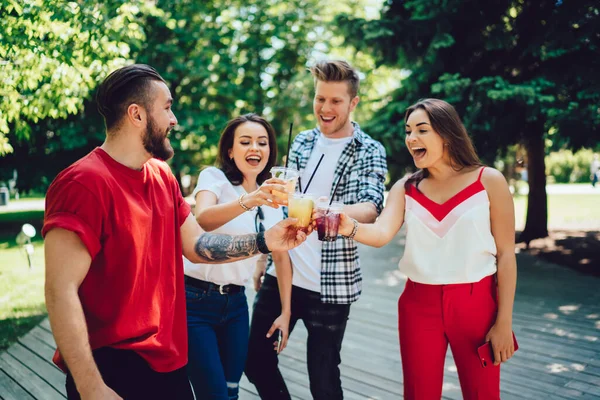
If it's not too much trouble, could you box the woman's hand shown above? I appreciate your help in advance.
[337,213,355,237]
[485,321,515,366]
[266,312,291,354]
[244,178,288,208]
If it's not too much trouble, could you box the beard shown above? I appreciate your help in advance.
[143,115,174,161]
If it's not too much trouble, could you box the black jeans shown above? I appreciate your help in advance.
[65,347,194,400]
[245,275,350,400]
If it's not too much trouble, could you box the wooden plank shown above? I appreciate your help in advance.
[39,318,52,333]
[0,353,64,400]
[0,369,35,400]
[6,343,66,396]
[566,381,600,397]
[28,327,56,349]
[18,333,57,364]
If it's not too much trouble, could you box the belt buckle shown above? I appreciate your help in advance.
[219,284,226,295]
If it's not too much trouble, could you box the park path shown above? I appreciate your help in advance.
[1,229,600,399]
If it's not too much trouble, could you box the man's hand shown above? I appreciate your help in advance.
[266,313,291,354]
[264,218,308,252]
[253,255,268,292]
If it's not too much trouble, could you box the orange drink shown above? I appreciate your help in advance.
[270,167,299,201]
[288,193,315,232]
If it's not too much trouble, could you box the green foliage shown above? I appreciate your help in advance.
[0,0,400,194]
[0,0,152,154]
[545,148,596,183]
[337,0,600,180]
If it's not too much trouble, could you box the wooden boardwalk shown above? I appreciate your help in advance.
[2,230,600,399]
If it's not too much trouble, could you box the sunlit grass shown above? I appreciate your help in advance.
[513,194,600,231]
[0,242,46,350]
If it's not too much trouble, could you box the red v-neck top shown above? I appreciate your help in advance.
[399,167,497,284]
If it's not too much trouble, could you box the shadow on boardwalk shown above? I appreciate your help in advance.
[1,229,600,399]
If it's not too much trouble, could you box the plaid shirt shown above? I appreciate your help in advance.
[286,122,387,304]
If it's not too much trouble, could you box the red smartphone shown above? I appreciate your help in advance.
[477,332,519,368]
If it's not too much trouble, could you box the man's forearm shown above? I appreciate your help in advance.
[189,232,261,264]
[46,287,103,394]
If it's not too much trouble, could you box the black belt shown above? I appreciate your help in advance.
[184,276,243,295]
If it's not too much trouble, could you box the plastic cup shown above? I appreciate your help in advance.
[270,167,299,201]
[315,201,343,241]
[288,193,315,232]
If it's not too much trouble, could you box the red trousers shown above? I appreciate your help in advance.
[398,275,500,400]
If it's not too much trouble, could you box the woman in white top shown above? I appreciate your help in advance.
[338,99,517,400]
[184,114,287,399]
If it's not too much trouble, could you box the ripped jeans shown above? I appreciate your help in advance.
[186,283,249,400]
[245,275,350,400]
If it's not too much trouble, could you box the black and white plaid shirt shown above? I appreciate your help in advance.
[287,122,388,304]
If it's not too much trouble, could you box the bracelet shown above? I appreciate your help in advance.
[348,218,359,239]
[256,231,271,254]
[238,193,256,211]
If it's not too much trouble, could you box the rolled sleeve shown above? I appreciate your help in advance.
[357,142,388,214]
[42,212,102,258]
[177,192,192,227]
[42,180,103,259]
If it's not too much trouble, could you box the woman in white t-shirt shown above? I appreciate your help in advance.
[184,114,286,399]
[337,99,517,400]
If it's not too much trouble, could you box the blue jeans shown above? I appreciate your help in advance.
[186,283,249,400]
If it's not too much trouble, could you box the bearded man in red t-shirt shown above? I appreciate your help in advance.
[43,64,306,400]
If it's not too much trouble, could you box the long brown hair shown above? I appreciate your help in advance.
[404,98,481,189]
[216,113,277,186]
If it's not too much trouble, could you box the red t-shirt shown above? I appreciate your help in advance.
[42,148,191,373]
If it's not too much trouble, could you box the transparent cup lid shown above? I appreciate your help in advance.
[270,167,300,179]
[316,201,344,212]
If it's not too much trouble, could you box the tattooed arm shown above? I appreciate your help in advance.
[181,213,307,264]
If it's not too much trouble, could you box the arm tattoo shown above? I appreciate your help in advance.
[194,232,260,262]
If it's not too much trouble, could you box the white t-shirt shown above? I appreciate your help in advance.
[268,134,353,293]
[184,167,282,286]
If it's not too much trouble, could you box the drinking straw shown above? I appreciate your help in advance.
[298,176,303,193]
[284,122,293,169]
[303,154,324,194]
[329,163,348,206]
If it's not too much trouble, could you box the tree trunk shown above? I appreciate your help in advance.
[518,127,548,245]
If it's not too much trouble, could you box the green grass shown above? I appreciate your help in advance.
[0,242,46,350]
[0,209,47,350]
[514,194,600,230]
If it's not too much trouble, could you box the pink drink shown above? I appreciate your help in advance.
[315,202,343,241]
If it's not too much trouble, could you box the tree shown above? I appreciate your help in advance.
[338,0,600,242]
[1,0,399,194]
[0,0,150,155]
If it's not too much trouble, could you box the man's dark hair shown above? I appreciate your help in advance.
[96,64,166,131]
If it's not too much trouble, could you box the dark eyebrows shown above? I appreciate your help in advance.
[238,135,268,139]
[405,122,430,127]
